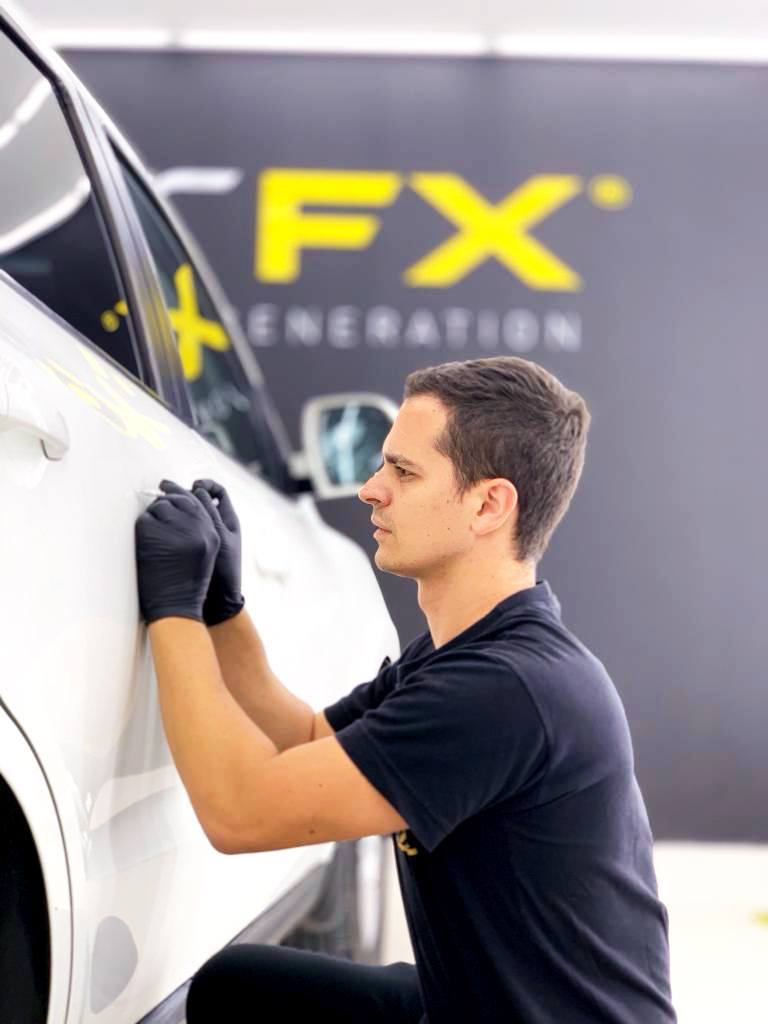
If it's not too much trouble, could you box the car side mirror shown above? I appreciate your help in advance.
[293,392,399,500]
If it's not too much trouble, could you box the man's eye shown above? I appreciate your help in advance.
[374,460,411,477]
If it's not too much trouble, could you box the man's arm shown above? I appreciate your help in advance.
[208,606,323,752]
[148,616,279,845]
[136,482,403,854]
[148,616,406,854]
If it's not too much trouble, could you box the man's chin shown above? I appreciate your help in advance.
[373,548,415,579]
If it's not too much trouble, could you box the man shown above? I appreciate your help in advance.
[135,356,676,1023]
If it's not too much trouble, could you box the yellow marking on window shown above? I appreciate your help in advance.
[100,298,129,334]
[167,263,229,382]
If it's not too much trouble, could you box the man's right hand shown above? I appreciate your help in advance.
[160,478,245,626]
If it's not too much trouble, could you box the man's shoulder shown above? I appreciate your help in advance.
[397,608,610,699]
[461,617,620,721]
[399,638,541,717]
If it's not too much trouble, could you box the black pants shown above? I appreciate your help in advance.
[186,943,425,1022]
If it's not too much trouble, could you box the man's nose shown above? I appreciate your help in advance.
[357,478,375,504]
[358,470,386,505]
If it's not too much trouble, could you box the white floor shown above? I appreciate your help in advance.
[379,840,768,1023]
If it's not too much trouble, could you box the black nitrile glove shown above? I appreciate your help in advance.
[135,488,221,624]
[160,477,245,626]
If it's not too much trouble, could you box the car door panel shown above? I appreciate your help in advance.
[0,279,341,1022]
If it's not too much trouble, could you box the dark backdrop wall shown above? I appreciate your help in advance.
[65,50,767,841]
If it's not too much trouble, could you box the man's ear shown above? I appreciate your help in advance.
[473,479,518,537]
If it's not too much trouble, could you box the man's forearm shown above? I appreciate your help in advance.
[148,616,278,846]
[208,607,315,752]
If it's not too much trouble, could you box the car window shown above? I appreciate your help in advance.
[0,30,141,377]
[113,151,292,490]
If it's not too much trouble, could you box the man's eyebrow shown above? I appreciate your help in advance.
[381,451,422,471]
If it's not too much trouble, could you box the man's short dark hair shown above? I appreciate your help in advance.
[403,356,591,564]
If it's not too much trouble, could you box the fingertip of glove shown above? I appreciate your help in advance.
[194,478,224,495]
[193,486,218,513]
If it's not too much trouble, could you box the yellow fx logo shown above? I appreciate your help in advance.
[255,170,630,290]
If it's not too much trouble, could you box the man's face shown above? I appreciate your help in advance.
[357,395,478,579]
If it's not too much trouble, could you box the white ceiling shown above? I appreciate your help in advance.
[8,0,768,59]
[12,0,766,37]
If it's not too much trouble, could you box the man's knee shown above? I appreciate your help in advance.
[186,945,262,1019]
[187,942,321,1019]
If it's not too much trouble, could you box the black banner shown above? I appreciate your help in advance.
[67,50,768,841]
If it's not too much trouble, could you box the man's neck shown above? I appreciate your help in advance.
[417,561,537,650]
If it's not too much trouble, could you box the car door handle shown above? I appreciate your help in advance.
[0,369,70,461]
[0,360,70,460]
[0,406,70,460]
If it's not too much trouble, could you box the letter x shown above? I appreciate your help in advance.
[403,174,583,290]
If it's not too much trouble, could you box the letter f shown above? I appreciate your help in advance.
[256,169,402,282]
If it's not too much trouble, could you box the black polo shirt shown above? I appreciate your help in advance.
[323,579,676,1023]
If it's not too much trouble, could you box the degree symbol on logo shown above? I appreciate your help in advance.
[588,175,633,210]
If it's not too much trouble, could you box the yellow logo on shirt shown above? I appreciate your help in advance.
[396,829,419,856]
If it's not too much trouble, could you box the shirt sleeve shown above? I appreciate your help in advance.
[323,655,396,732]
[332,647,549,853]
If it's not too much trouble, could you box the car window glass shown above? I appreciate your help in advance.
[113,152,291,489]
[0,31,140,377]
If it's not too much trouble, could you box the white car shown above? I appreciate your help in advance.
[0,7,401,1022]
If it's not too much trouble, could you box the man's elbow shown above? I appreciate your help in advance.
[193,803,243,854]
[203,814,265,855]
[206,825,237,854]
[193,782,274,854]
